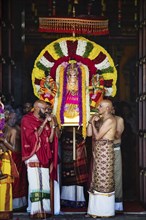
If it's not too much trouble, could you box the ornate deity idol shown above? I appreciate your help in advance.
[64,63,79,118]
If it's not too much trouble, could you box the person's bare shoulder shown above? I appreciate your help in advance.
[103,116,116,127]
[10,127,17,135]
[115,116,124,125]
[112,116,117,125]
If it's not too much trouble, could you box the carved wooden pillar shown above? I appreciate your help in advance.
[0,0,2,91]
[138,0,146,208]
[0,0,15,97]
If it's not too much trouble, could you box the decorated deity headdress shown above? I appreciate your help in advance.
[67,60,79,76]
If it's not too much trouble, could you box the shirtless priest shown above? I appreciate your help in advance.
[86,99,116,218]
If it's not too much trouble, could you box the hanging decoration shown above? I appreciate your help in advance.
[39,17,109,36]
[32,36,117,138]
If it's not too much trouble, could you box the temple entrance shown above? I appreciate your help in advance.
[0,0,146,217]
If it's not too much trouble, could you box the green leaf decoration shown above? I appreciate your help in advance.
[100,66,114,74]
[36,62,51,72]
[54,42,64,57]
[83,42,94,58]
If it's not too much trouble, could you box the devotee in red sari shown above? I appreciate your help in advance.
[21,100,59,219]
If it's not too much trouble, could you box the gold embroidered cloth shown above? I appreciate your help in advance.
[90,140,114,193]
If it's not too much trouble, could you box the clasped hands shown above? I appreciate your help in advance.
[88,113,101,124]
[45,114,56,127]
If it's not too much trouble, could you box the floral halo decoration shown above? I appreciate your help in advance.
[32,36,117,138]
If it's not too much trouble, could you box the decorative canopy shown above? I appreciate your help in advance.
[39,17,109,36]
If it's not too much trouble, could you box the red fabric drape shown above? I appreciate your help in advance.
[21,112,58,180]
[12,151,28,198]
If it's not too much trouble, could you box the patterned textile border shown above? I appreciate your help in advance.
[39,17,109,36]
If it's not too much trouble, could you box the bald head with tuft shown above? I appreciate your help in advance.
[34,100,46,109]
[97,99,113,115]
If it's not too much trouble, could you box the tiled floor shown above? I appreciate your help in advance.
[13,212,146,220]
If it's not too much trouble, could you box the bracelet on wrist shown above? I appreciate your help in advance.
[52,123,58,128]
[88,121,92,124]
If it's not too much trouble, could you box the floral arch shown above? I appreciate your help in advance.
[32,36,117,138]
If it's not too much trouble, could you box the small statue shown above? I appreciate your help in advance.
[39,73,57,105]
[90,73,105,109]
[64,62,79,118]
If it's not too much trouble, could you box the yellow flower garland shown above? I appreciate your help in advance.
[80,65,87,139]
[31,36,117,138]
[56,65,65,128]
